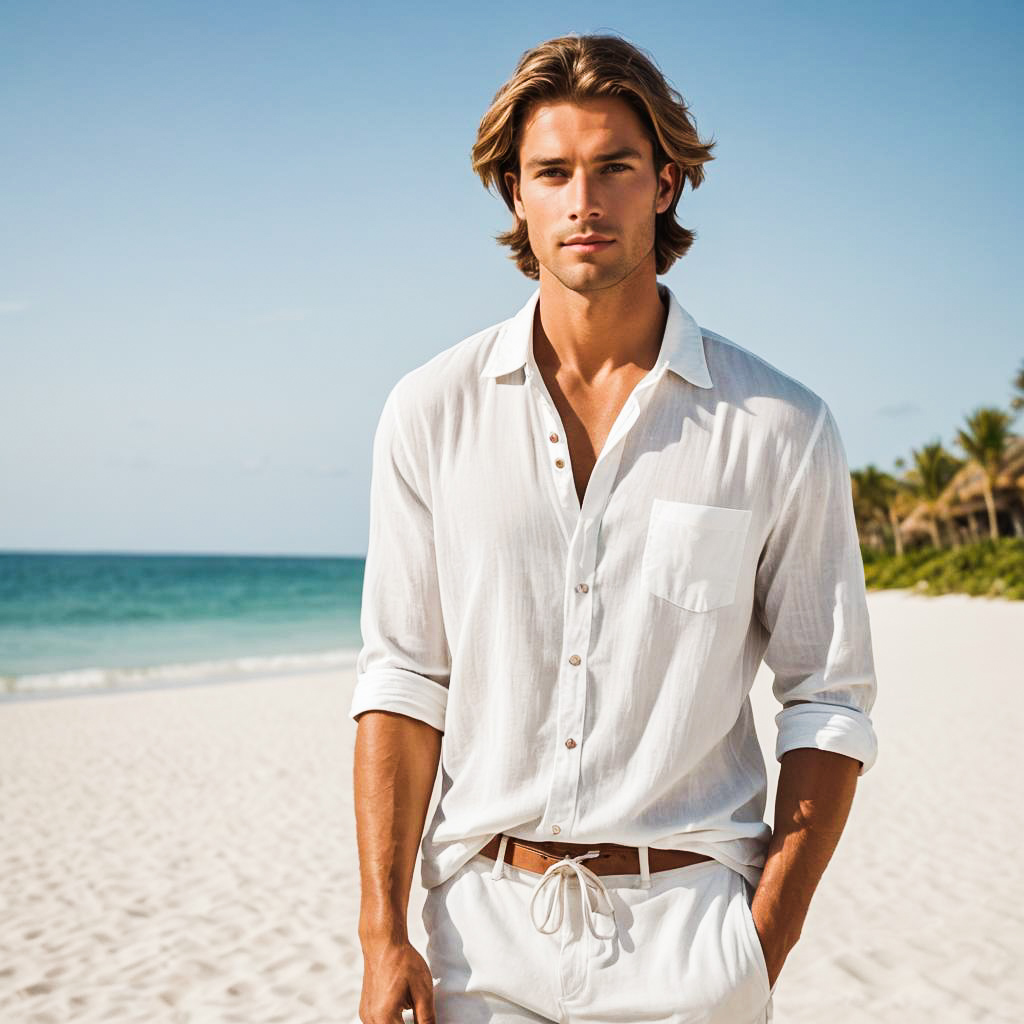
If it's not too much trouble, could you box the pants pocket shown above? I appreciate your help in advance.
[735,875,773,1004]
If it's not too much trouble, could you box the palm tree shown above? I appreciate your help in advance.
[1011,360,1024,417]
[955,407,1014,541]
[905,440,963,547]
[851,465,905,555]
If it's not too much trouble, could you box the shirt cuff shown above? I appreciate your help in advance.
[775,701,878,776]
[349,667,449,733]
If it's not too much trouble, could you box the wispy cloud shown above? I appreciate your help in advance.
[877,401,920,418]
[0,301,28,314]
[241,454,270,474]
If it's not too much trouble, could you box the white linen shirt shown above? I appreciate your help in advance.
[349,282,879,892]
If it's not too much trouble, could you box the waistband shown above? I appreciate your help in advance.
[480,833,716,945]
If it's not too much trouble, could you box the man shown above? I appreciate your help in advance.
[351,32,878,1024]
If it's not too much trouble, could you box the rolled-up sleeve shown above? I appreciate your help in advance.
[754,401,879,776]
[349,382,450,733]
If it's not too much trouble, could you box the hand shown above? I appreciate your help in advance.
[358,937,436,1024]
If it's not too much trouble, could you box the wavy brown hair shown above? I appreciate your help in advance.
[471,33,716,280]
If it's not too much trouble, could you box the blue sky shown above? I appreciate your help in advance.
[2,0,1021,556]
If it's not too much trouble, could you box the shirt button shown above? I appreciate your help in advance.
[568,654,581,666]
[554,458,565,469]
[549,432,559,443]
[576,582,589,593]
[551,824,561,835]
[565,738,576,748]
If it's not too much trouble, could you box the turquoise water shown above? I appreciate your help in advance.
[0,552,365,699]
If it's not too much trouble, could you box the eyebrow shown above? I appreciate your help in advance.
[523,147,644,171]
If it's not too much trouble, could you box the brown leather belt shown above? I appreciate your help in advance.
[478,833,714,877]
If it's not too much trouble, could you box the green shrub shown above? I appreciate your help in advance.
[860,538,1024,599]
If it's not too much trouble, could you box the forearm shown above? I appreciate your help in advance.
[752,745,860,963]
[353,709,442,945]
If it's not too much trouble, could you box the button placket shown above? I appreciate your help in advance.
[533,366,665,838]
[544,445,635,836]
[527,368,581,542]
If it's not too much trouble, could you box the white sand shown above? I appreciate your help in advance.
[1,589,1021,1023]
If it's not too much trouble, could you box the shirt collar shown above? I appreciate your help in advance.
[479,282,713,389]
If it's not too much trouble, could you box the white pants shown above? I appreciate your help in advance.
[416,839,777,1023]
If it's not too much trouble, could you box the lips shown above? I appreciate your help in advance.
[563,237,615,253]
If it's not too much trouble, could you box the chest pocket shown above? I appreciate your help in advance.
[641,499,753,612]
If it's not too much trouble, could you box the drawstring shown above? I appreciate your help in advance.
[527,851,617,941]
[490,835,653,944]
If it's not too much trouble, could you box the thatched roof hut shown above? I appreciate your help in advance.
[898,436,1024,546]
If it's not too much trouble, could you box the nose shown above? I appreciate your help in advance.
[567,167,603,223]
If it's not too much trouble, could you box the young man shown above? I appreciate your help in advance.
[351,33,878,1024]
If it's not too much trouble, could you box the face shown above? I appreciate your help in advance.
[504,96,680,292]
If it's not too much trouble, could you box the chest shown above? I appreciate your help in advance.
[430,373,769,578]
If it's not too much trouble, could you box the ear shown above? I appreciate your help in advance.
[655,163,682,214]
[504,170,526,220]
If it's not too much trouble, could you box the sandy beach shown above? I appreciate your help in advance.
[1,589,1022,1023]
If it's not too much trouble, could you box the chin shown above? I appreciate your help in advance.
[567,265,628,291]
[539,257,621,292]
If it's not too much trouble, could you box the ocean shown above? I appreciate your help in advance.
[0,552,365,701]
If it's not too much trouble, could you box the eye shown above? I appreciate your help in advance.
[537,164,631,178]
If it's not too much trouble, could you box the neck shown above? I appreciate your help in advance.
[533,267,668,383]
